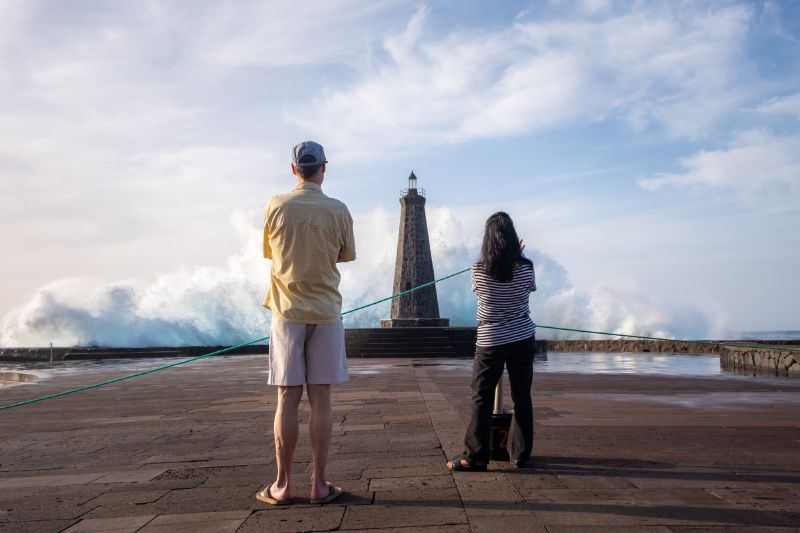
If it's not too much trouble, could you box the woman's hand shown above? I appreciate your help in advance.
[519,239,526,252]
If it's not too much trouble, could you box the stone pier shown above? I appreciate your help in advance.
[2,355,800,531]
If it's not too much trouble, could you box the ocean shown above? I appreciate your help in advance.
[733,330,800,341]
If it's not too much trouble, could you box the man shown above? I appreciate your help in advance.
[257,140,356,505]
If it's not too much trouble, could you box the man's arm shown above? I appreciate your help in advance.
[337,208,356,263]
[263,206,272,260]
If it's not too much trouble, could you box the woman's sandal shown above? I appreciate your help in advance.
[447,455,487,472]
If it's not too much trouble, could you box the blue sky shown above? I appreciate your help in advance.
[0,0,798,346]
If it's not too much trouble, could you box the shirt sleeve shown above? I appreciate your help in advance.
[471,268,477,293]
[337,207,356,263]
[530,264,537,292]
[262,205,272,260]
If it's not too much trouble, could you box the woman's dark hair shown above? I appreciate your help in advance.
[296,154,322,179]
[478,211,532,282]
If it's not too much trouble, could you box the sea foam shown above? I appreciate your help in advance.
[0,208,718,347]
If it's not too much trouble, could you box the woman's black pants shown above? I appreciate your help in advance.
[463,336,535,464]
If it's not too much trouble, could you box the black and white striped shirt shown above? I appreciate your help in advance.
[473,261,536,347]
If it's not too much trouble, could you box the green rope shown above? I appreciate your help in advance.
[0,339,268,412]
[341,267,471,317]
[0,267,471,412]
[535,324,800,353]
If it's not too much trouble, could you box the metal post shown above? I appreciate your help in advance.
[493,381,504,414]
[50,342,54,365]
[490,374,512,461]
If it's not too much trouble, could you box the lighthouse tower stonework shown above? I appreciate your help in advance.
[381,172,449,328]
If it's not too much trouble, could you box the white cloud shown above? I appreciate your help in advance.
[755,92,800,118]
[638,130,800,208]
[192,0,409,67]
[290,2,754,155]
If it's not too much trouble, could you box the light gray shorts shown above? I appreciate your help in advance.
[268,317,349,386]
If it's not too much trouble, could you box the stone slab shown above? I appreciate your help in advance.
[238,508,345,532]
[92,468,167,484]
[0,472,108,489]
[139,510,250,532]
[62,515,155,532]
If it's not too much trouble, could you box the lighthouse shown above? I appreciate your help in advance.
[381,172,449,328]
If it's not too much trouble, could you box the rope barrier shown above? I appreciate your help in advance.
[534,324,800,353]
[0,339,267,412]
[2,264,796,412]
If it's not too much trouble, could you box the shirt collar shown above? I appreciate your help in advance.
[292,182,323,193]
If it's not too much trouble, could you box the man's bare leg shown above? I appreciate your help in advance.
[307,383,333,499]
[271,385,303,501]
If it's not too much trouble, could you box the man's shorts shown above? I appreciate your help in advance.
[268,317,349,386]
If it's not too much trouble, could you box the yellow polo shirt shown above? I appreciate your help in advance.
[263,182,356,323]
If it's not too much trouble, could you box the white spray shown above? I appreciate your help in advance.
[0,208,717,347]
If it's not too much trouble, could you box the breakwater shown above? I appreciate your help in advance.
[719,344,800,377]
[545,339,719,353]
[2,328,798,377]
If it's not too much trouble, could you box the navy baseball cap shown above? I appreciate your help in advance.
[291,141,327,166]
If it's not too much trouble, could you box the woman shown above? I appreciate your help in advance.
[448,211,536,471]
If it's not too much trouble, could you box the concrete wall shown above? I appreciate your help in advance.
[719,345,800,377]
[543,339,720,353]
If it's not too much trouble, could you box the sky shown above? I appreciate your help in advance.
[0,0,798,347]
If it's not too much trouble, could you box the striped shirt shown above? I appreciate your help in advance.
[473,261,536,347]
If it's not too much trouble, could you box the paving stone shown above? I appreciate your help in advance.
[103,478,205,492]
[138,510,250,532]
[556,473,639,489]
[508,472,569,494]
[84,489,169,507]
[62,514,155,532]
[91,468,167,484]
[238,507,344,532]
[368,474,454,491]
[0,472,108,489]
[468,515,547,532]
[0,519,78,533]
[709,487,800,511]
[0,485,105,521]
[547,526,674,533]
[531,503,651,527]
[524,488,648,505]
[339,524,472,533]
[372,487,462,506]
[637,488,731,506]
[341,503,468,530]
[667,527,795,532]
[362,465,448,479]
[141,484,257,515]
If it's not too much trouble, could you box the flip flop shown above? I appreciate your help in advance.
[255,483,294,506]
[309,482,343,504]
[447,455,487,472]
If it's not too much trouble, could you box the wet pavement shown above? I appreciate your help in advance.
[1,355,799,532]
